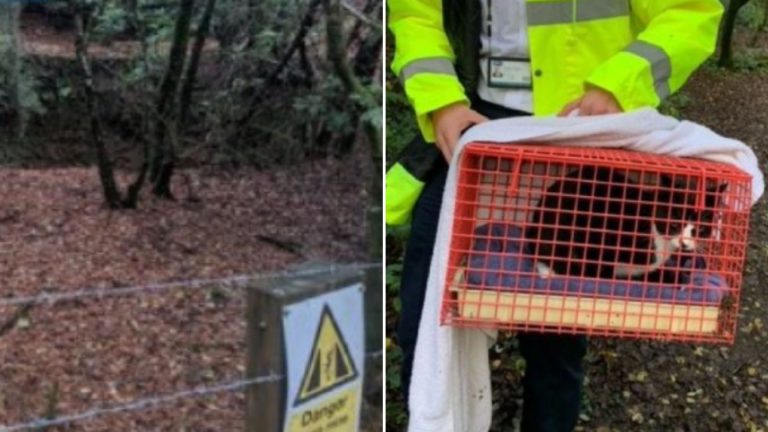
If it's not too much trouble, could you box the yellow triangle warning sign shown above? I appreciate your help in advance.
[294,304,359,406]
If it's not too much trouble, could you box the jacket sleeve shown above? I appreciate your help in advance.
[586,0,723,110]
[389,0,469,142]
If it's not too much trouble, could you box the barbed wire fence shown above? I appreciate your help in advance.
[0,262,382,431]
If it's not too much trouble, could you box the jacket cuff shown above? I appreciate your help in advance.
[402,73,469,142]
[586,41,672,111]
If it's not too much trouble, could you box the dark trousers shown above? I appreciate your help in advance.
[397,99,588,432]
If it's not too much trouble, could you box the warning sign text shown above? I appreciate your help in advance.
[287,386,360,432]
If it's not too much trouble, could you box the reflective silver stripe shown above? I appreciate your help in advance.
[576,0,629,22]
[625,40,672,100]
[527,1,573,26]
[399,58,456,86]
[527,0,629,26]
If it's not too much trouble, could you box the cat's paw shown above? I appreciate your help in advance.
[536,262,553,279]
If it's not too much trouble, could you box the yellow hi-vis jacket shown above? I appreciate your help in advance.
[386,0,723,226]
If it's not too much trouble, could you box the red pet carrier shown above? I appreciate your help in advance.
[441,143,752,344]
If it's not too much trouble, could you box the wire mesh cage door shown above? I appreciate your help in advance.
[441,143,752,344]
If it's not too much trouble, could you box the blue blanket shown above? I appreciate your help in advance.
[465,223,727,305]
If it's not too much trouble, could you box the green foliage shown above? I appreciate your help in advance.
[385,224,409,310]
[658,92,691,119]
[16,73,45,115]
[122,61,151,85]
[293,79,356,137]
[145,13,177,44]
[385,344,408,428]
[710,41,768,72]
[90,0,177,45]
[386,261,402,314]
[250,29,282,52]
[0,0,379,171]
[353,82,384,131]
[0,20,45,117]
[385,56,415,430]
[730,50,768,71]
[385,87,418,167]
[385,223,408,429]
[361,105,383,133]
[736,0,767,29]
[0,68,46,116]
[214,0,299,51]
[92,0,131,42]
[700,56,728,74]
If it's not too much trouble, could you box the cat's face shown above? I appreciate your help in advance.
[654,179,727,253]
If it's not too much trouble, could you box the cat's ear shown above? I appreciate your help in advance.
[717,183,728,193]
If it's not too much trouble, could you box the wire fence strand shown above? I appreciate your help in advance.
[0,263,384,430]
[0,373,284,431]
[0,262,380,309]
[0,350,384,431]
[340,0,380,29]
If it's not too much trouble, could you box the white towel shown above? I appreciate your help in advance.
[407,108,764,432]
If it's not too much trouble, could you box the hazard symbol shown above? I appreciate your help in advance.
[294,304,359,406]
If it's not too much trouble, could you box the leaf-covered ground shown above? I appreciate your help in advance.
[571,32,768,431]
[386,31,768,432]
[0,157,379,431]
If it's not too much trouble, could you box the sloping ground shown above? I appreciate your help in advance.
[484,63,768,432]
[0,157,374,430]
[574,63,768,431]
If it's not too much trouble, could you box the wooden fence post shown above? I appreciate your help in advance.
[245,263,366,432]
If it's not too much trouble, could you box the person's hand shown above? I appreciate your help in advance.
[559,85,622,117]
[431,102,488,162]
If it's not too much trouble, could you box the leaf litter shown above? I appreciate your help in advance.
[0,156,371,431]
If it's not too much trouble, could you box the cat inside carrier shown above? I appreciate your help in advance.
[441,143,752,343]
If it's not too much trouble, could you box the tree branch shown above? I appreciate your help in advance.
[71,0,124,208]
[232,0,322,137]
[180,0,217,127]
[340,0,380,30]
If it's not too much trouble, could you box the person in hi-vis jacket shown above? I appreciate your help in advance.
[387,1,723,430]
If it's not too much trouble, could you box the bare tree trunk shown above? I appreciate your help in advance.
[352,2,382,82]
[2,4,24,139]
[180,0,216,128]
[72,2,123,208]
[323,0,382,257]
[124,134,149,208]
[123,0,152,208]
[150,0,195,198]
[233,0,321,138]
[9,5,24,139]
[298,38,314,87]
[244,0,259,48]
[127,0,150,72]
[324,0,381,148]
[323,0,382,407]
[346,0,377,50]
[719,0,752,67]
